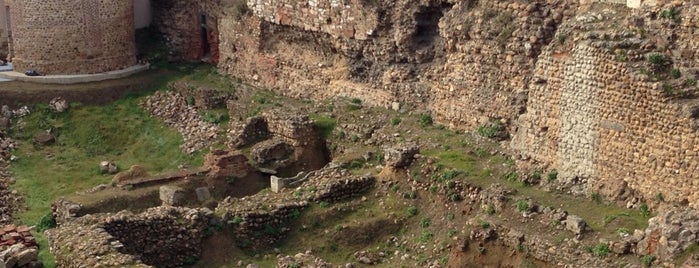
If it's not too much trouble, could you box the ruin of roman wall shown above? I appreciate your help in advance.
[218,0,578,129]
[512,3,699,207]
[6,0,137,75]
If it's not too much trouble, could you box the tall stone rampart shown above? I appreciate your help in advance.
[217,0,699,208]
[6,0,137,75]
[219,0,578,129]
[512,3,699,207]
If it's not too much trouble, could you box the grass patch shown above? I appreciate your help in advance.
[10,92,202,266]
[310,114,337,138]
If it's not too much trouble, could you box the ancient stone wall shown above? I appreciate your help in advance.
[218,0,578,131]
[0,0,7,58]
[512,3,699,208]
[47,207,212,268]
[6,0,137,75]
[151,0,220,62]
[246,0,379,40]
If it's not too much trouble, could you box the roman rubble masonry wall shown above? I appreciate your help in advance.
[217,0,699,209]
[512,3,699,208]
[6,0,137,75]
[218,0,578,130]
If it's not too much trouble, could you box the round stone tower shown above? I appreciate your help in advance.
[7,0,137,75]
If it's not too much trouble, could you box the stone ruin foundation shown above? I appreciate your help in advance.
[47,207,214,268]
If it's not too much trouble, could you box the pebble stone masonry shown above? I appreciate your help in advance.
[6,0,137,75]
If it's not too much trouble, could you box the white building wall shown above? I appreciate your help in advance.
[134,0,152,29]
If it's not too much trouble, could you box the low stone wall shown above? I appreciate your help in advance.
[47,206,213,268]
[217,194,309,249]
[303,171,375,202]
[216,167,375,249]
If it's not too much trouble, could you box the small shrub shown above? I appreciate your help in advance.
[480,220,491,229]
[516,200,529,212]
[547,170,558,182]
[420,217,431,228]
[419,113,433,127]
[391,184,400,192]
[419,230,434,243]
[530,170,542,183]
[334,224,343,231]
[229,216,243,225]
[36,213,57,232]
[486,205,496,215]
[350,134,359,142]
[557,34,566,44]
[502,171,518,182]
[446,213,455,221]
[617,227,630,235]
[449,193,462,202]
[290,209,301,219]
[659,8,680,23]
[440,169,461,181]
[391,117,402,126]
[663,83,676,95]
[639,203,651,217]
[656,192,664,202]
[403,191,417,199]
[686,78,697,87]
[590,243,610,258]
[671,68,682,78]
[350,98,362,104]
[429,185,439,193]
[407,206,419,217]
[319,201,331,208]
[226,176,236,184]
[641,255,655,267]
[648,54,666,66]
[591,192,602,204]
[476,121,503,139]
[447,229,457,237]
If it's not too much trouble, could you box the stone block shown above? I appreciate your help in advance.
[160,186,186,206]
[195,187,211,202]
[270,176,286,193]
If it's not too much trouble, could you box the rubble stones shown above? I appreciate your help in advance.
[563,215,587,235]
[250,139,295,167]
[99,161,119,174]
[31,133,54,146]
[48,97,69,113]
[142,90,220,154]
[113,165,148,185]
[637,208,699,260]
[277,252,332,268]
[383,143,420,169]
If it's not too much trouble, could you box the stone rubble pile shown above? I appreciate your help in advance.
[141,90,219,154]
[47,206,214,268]
[635,208,699,261]
[277,251,332,268]
[169,81,234,110]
